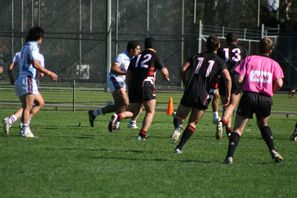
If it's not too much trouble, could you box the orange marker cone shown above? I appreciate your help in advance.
[167,97,174,115]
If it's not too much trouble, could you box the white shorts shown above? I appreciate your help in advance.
[107,75,126,93]
[15,75,39,97]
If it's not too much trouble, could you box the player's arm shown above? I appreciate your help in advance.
[8,62,16,85]
[180,62,190,84]
[273,78,283,94]
[160,67,170,81]
[221,68,232,106]
[32,60,58,81]
[111,62,126,75]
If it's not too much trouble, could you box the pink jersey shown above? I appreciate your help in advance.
[235,55,284,96]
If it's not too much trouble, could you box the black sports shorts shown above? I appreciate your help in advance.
[180,93,209,110]
[218,72,240,96]
[236,91,273,119]
[128,81,156,103]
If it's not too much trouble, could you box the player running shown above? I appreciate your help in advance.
[108,37,170,140]
[171,35,231,151]
[3,51,46,136]
[12,26,58,137]
[88,41,141,129]
[215,32,247,139]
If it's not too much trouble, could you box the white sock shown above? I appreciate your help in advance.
[213,111,219,119]
[22,123,29,131]
[9,115,18,125]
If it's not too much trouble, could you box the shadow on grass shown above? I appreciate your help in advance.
[89,155,213,164]
[50,146,213,164]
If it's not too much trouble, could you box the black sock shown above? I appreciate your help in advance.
[227,132,240,157]
[295,122,297,130]
[173,116,183,129]
[176,125,195,150]
[260,126,275,152]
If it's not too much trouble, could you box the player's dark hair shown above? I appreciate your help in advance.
[259,37,273,54]
[207,35,220,52]
[144,37,155,49]
[127,41,140,52]
[226,32,237,43]
[25,26,44,42]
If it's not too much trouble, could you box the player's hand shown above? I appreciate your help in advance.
[222,95,230,107]
[288,89,296,98]
[162,73,170,81]
[49,72,58,81]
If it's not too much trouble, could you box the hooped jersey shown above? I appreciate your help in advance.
[217,43,247,72]
[128,49,164,88]
[184,52,227,105]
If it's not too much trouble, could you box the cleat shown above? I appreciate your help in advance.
[171,129,182,143]
[127,120,138,129]
[108,114,118,132]
[21,127,35,138]
[88,110,96,127]
[215,121,223,140]
[290,129,297,141]
[224,156,233,164]
[271,150,283,163]
[137,135,147,141]
[3,117,12,136]
[175,148,183,154]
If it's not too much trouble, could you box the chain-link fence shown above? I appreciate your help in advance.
[0,0,296,89]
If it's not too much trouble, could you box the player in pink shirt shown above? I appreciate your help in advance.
[224,37,284,164]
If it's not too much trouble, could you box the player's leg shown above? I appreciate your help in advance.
[137,99,156,140]
[256,100,283,163]
[21,94,35,137]
[128,104,143,129]
[224,113,249,164]
[171,103,191,143]
[221,93,241,137]
[30,92,45,119]
[175,108,205,153]
[224,93,252,164]
[212,90,220,124]
[88,76,121,127]
[108,103,140,132]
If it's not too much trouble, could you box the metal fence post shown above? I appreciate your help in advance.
[261,24,265,38]
[73,80,76,112]
[198,20,202,53]
[106,0,112,92]
[11,0,14,57]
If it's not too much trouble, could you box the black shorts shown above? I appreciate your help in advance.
[218,73,240,96]
[128,81,156,103]
[236,92,273,119]
[180,93,209,110]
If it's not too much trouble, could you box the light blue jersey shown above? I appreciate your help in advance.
[19,41,40,79]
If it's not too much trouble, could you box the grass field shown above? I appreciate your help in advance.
[0,87,297,197]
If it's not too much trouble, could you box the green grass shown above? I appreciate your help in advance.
[0,88,297,197]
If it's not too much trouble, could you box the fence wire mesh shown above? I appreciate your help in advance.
[0,0,296,90]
